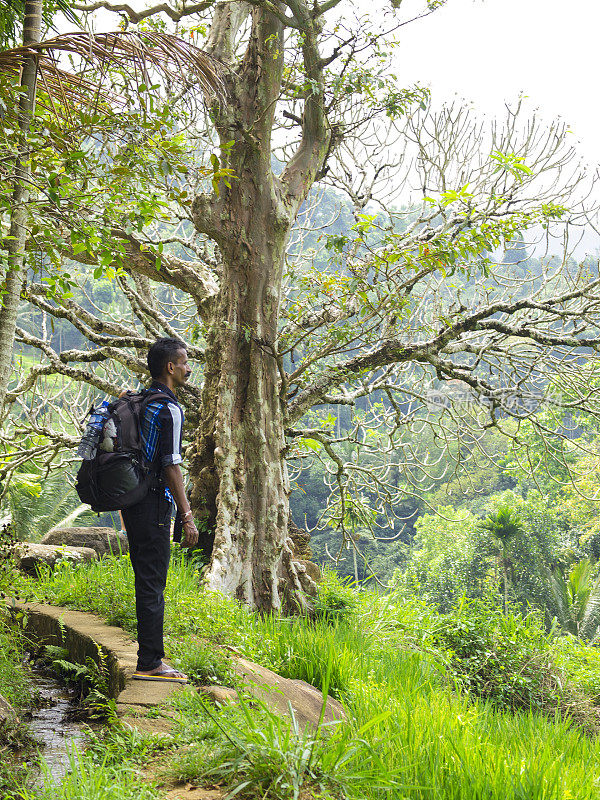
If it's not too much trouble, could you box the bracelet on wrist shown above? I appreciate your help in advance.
[181,510,193,522]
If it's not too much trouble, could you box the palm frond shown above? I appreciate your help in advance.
[548,569,574,633]
[549,559,600,641]
[580,578,600,641]
[478,503,524,544]
[0,30,227,111]
[3,468,85,541]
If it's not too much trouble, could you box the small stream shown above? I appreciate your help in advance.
[24,665,91,787]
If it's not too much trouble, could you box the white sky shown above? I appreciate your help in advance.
[394,0,600,166]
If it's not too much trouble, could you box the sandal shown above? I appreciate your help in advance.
[133,664,188,683]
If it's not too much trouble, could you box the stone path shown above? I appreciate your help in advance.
[13,602,186,710]
[14,600,346,730]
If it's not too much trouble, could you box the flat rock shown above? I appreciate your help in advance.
[120,714,176,736]
[117,679,190,707]
[294,559,321,583]
[41,527,128,557]
[232,656,346,731]
[13,543,97,575]
[197,685,238,705]
[0,693,17,723]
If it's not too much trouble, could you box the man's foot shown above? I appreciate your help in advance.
[132,661,188,683]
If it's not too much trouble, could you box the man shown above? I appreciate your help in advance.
[122,338,199,682]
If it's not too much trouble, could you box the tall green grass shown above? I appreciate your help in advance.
[19,746,161,800]
[0,614,32,708]
[24,552,600,799]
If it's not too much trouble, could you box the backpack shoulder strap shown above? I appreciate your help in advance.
[140,388,173,408]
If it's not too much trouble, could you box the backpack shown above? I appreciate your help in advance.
[75,389,171,512]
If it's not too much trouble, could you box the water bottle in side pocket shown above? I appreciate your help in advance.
[77,401,110,460]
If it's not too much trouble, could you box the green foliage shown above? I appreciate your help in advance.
[549,559,600,642]
[0,0,79,48]
[402,506,477,610]
[431,597,563,712]
[24,552,600,798]
[42,643,116,721]
[479,502,526,611]
[312,569,359,624]
[1,466,89,542]
[479,503,524,545]
[398,488,578,619]
[552,633,600,703]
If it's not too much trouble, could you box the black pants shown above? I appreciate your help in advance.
[122,489,171,671]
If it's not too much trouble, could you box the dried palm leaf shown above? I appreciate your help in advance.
[0,30,228,112]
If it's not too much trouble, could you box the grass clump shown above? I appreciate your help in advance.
[31,555,137,630]
[19,746,161,800]
[163,633,235,686]
[164,690,397,800]
[85,726,174,767]
[0,612,32,709]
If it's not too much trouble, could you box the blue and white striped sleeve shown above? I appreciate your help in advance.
[157,402,184,466]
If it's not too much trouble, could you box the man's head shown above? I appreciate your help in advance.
[147,338,191,389]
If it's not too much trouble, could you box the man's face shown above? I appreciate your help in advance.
[169,349,192,387]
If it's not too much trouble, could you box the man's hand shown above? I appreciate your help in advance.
[163,464,198,547]
[182,519,199,548]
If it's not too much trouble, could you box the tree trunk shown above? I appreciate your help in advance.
[186,3,328,612]
[502,546,508,614]
[188,218,311,612]
[0,0,42,409]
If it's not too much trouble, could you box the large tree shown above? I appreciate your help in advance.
[3,0,600,612]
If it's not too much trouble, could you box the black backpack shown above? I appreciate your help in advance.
[75,389,171,512]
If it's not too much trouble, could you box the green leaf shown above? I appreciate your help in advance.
[301,438,322,451]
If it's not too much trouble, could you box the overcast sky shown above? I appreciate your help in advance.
[395,0,600,165]
[76,0,600,168]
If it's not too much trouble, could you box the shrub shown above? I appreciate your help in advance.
[312,569,359,624]
[430,596,564,711]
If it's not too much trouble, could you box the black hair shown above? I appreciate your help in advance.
[147,338,187,379]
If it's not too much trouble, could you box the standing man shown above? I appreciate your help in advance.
[122,338,199,682]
